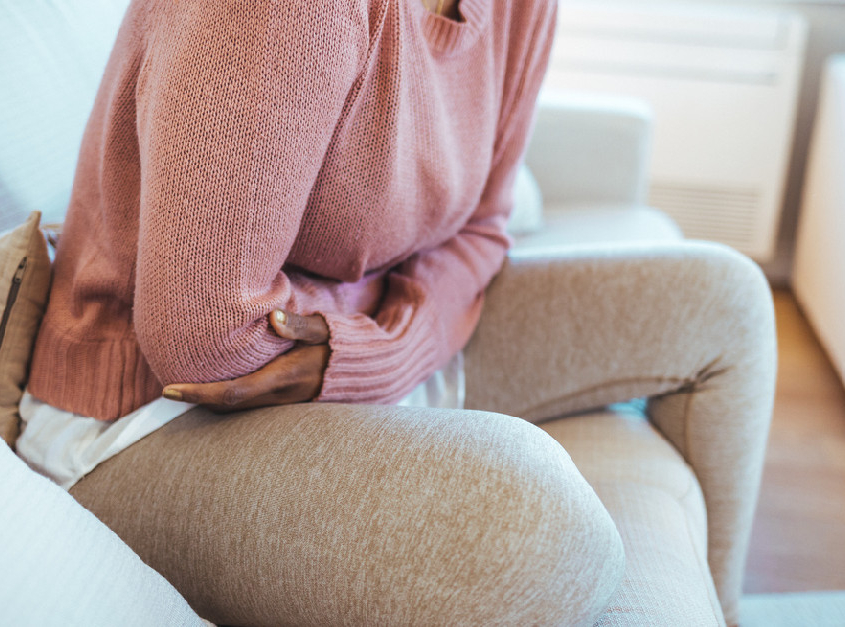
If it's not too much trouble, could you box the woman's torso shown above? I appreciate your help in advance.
[26,0,552,419]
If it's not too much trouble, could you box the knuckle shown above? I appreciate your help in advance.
[220,386,244,407]
[290,315,307,337]
[309,318,327,342]
[301,315,326,343]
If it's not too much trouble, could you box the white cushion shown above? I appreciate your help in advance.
[527,91,653,207]
[0,443,210,626]
[507,165,544,235]
[741,591,845,627]
[512,205,684,254]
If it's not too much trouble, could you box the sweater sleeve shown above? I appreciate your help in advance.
[133,2,368,385]
[316,3,558,404]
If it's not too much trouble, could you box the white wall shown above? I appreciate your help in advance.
[751,1,845,284]
[600,0,845,283]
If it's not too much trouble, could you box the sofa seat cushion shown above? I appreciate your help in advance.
[541,404,726,626]
[512,205,683,254]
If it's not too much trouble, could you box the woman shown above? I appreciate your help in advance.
[18,0,625,623]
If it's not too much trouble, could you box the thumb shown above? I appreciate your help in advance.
[271,310,330,345]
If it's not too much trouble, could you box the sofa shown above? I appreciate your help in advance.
[0,2,776,625]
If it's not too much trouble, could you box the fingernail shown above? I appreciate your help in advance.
[163,388,183,401]
[274,310,287,326]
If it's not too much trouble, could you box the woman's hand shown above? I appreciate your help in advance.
[161,311,330,412]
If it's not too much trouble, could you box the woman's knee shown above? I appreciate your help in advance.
[71,404,624,625]
[371,409,625,625]
[474,413,624,625]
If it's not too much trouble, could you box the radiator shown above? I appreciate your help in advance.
[543,2,807,261]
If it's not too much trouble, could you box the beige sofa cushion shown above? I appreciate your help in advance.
[541,404,726,626]
[0,212,51,446]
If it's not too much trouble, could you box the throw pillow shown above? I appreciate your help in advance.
[0,212,51,447]
[507,165,544,235]
[0,443,210,626]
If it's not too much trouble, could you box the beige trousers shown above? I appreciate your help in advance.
[464,241,775,626]
[71,241,775,626]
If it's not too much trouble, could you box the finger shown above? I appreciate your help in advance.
[271,310,329,345]
[161,344,328,411]
[162,373,269,409]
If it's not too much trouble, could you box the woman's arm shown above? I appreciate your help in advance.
[163,2,558,409]
[133,1,369,385]
[315,3,559,404]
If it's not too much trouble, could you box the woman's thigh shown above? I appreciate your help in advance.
[70,403,623,627]
[463,247,773,423]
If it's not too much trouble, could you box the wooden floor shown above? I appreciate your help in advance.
[743,288,845,594]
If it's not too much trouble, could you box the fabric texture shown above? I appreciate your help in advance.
[0,212,51,446]
[462,241,776,625]
[0,442,209,626]
[542,407,725,626]
[27,0,558,420]
[70,402,624,627]
[16,349,462,490]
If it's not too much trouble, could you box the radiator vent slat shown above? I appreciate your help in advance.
[649,183,761,251]
[545,3,807,262]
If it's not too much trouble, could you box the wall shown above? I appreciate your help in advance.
[746,1,845,284]
[604,0,845,283]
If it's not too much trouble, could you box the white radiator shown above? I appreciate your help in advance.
[543,2,807,261]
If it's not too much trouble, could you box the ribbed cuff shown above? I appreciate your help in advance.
[27,324,163,421]
[315,311,440,404]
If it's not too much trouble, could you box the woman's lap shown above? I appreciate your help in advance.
[68,249,768,624]
[72,250,727,624]
[70,402,623,626]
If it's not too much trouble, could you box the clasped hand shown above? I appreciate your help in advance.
[162,310,330,412]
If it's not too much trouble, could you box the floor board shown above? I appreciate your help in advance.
[743,288,845,593]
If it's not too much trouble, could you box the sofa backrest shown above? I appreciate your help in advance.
[0,0,131,232]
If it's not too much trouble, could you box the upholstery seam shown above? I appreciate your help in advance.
[516,375,691,419]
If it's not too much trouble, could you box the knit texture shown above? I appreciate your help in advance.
[27,0,557,420]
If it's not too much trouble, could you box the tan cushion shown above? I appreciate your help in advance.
[0,212,51,447]
[541,404,727,626]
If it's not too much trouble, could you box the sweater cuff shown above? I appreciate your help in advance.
[315,311,440,404]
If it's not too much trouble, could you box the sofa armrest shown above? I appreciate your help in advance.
[526,90,653,207]
[464,241,776,625]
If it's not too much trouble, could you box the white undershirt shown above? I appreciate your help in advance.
[16,352,465,490]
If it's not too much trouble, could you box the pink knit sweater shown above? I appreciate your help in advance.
[28,0,557,420]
